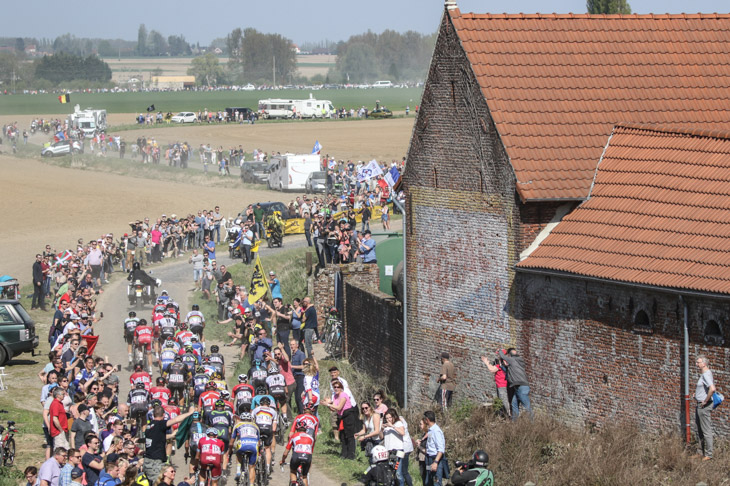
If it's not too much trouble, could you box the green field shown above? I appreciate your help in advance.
[0,88,423,116]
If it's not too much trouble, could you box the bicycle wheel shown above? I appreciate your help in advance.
[3,438,13,466]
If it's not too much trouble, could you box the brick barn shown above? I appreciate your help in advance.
[403,2,730,434]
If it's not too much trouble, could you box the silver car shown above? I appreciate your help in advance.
[305,171,327,193]
[41,139,82,157]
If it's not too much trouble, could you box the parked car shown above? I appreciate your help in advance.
[240,161,269,184]
[238,201,292,221]
[373,80,393,88]
[241,83,256,91]
[41,139,82,157]
[305,171,327,193]
[0,299,39,365]
[170,112,197,123]
[369,108,394,119]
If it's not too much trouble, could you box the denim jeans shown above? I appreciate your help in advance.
[424,455,447,486]
[395,456,405,486]
[511,385,533,420]
[402,452,413,486]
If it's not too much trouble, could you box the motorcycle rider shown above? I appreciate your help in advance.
[124,311,140,364]
[126,261,159,303]
[450,450,494,486]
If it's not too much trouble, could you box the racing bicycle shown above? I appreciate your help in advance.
[322,311,343,358]
[255,452,269,486]
[280,461,305,486]
[0,415,17,467]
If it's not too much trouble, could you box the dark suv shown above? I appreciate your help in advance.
[240,161,269,184]
[0,300,39,364]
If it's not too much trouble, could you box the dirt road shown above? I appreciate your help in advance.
[92,240,347,486]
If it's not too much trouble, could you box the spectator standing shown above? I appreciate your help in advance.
[212,206,223,243]
[499,348,532,420]
[289,339,306,414]
[133,231,147,267]
[189,249,204,291]
[70,405,92,448]
[695,355,716,460]
[49,388,70,449]
[81,436,104,486]
[203,235,216,261]
[358,231,377,264]
[39,448,67,486]
[301,297,317,358]
[303,212,313,247]
[143,405,194,480]
[423,411,447,486]
[58,449,81,486]
[438,353,456,411]
[253,203,265,239]
[323,379,358,459]
[267,271,283,300]
[481,351,510,418]
[33,254,47,310]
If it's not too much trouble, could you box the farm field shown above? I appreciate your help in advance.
[0,87,422,116]
[102,53,337,83]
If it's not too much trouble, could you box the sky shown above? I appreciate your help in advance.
[3,0,729,45]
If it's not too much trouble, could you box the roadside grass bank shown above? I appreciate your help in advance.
[11,142,264,190]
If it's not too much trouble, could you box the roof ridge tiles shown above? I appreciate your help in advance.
[615,123,730,141]
[549,228,730,252]
[457,12,730,20]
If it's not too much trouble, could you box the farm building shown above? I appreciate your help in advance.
[403,1,730,435]
[149,75,195,90]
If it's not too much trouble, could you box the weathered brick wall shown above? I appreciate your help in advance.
[403,11,523,404]
[344,282,405,404]
[516,271,730,435]
[312,264,380,330]
[518,202,578,254]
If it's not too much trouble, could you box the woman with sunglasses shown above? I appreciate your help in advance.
[373,391,388,415]
[354,401,382,455]
[323,379,358,459]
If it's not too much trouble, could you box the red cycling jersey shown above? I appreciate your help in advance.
[198,390,221,410]
[134,326,154,345]
[150,386,171,405]
[130,371,152,391]
[290,413,320,438]
[286,431,315,457]
[198,436,224,477]
[163,404,181,430]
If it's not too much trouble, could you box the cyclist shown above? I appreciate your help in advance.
[190,335,205,357]
[230,412,260,486]
[290,403,320,439]
[208,345,225,377]
[265,361,289,422]
[199,382,221,412]
[204,399,233,474]
[130,362,152,391]
[197,427,225,486]
[252,396,278,475]
[133,319,154,372]
[186,411,206,475]
[159,290,171,303]
[248,359,268,392]
[180,345,200,371]
[192,366,211,404]
[159,338,179,374]
[175,322,195,348]
[210,371,227,392]
[127,381,150,432]
[153,298,167,316]
[233,375,255,415]
[280,418,314,486]
[187,304,205,340]
[219,390,235,414]
[201,358,218,378]
[124,311,140,364]
[150,376,172,405]
[166,301,180,321]
[158,313,177,345]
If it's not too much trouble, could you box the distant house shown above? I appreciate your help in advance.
[404,2,730,435]
[24,44,36,55]
[213,47,223,55]
[150,75,195,90]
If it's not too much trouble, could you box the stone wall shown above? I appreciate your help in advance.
[312,263,380,330]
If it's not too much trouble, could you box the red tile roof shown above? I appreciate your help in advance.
[449,10,730,201]
[517,124,730,295]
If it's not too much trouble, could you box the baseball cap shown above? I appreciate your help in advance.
[441,352,450,359]
[105,453,120,464]
[71,468,84,479]
[269,271,275,276]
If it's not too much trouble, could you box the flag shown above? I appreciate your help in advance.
[251,239,261,253]
[56,250,73,267]
[58,94,70,104]
[384,166,401,187]
[55,131,66,141]
[175,414,194,449]
[83,335,99,356]
[357,159,383,182]
[146,104,155,112]
[248,256,268,305]
[312,140,322,155]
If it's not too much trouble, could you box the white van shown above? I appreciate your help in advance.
[257,99,294,119]
[373,80,393,88]
[267,154,321,191]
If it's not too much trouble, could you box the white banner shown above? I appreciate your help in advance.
[357,159,383,182]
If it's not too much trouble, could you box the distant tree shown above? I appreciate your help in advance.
[136,24,148,55]
[35,52,111,84]
[151,67,163,77]
[338,42,379,83]
[587,0,631,14]
[97,40,115,57]
[14,37,25,53]
[188,52,225,86]
[168,35,191,56]
[225,27,297,84]
[148,30,168,56]
[226,28,244,81]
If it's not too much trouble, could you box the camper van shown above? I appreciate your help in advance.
[267,153,321,191]
[258,94,334,119]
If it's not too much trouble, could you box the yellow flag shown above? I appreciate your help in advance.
[251,239,261,253]
[248,255,268,305]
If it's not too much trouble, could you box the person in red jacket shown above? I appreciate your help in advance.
[133,319,154,372]
[197,427,225,486]
[150,377,172,405]
[130,363,152,391]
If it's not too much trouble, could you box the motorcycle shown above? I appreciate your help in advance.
[228,223,242,258]
[0,418,17,467]
[127,278,158,308]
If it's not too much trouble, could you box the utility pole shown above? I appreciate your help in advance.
[273,55,276,86]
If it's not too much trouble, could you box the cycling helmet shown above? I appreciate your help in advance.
[238,374,248,383]
[294,418,308,430]
[134,363,143,371]
[161,290,169,296]
[371,444,389,463]
[472,450,489,468]
[214,399,225,408]
[253,359,262,367]
[260,396,271,406]
[157,298,165,304]
[129,311,137,318]
[133,262,141,271]
[212,371,222,380]
[205,382,217,390]
[304,402,315,412]
[210,345,219,353]
[139,318,148,326]
[239,412,253,422]
[156,377,165,386]
[192,411,200,420]
[185,345,193,352]
[135,381,146,389]
[179,322,187,330]
[220,390,230,399]
[164,311,175,318]
[174,355,182,362]
[255,386,267,396]
[190,336,198,342]
[197,366,206,373]
[192,304,199,311]
[329,307,338,315]
[206,427,218,436]
[169,397,178,406]
[268,364,280,374]
[203,357,210,364]
[152,399,162,407]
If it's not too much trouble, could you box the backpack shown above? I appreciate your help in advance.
[472,468,494,486]
[134,472,149,486]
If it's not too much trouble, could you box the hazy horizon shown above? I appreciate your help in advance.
[3,0,729,47]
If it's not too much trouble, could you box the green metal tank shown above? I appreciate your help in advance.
[375,234,403,296]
